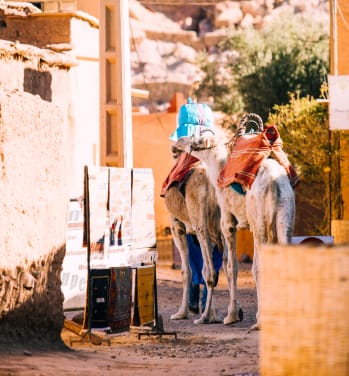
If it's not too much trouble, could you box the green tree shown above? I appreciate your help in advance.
[267,92,340,235]
[195,12,329,122]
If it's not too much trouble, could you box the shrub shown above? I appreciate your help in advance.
[268,92,335,235]
[195,12,329,123]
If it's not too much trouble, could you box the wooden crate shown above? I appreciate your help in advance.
[260,244,349,376]
[131,265,155,326]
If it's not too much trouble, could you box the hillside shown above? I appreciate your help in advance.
[130,0,329,112]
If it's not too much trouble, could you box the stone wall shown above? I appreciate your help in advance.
[0,88,69,344]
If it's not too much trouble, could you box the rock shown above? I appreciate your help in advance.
[131,0,329,111]
[214,1,243,29]
[240,13,256,29]
[240,0,266,18]
[203,29,230,50]
[173,43,197,64]
[21,272,36,290]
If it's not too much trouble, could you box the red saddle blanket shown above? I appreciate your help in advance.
[217,124,299,190]
[161,152,200,197]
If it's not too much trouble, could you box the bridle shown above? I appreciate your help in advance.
[188,127,237,153]
[189,128,217,152]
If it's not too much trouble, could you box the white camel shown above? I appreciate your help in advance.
[175,114,297,331]
[162,145,243,324]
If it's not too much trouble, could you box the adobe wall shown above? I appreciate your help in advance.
[0,4,101,197]
[0,11,98,50]
[0,88,69,344]
[0,38,77,194]
[0,13,75,342]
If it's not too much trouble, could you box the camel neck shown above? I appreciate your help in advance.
[191,145,227,188]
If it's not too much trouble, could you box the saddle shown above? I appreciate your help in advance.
[160,151,200,197]
[217,114,299,194]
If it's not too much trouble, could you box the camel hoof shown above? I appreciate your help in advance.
[223,308,243,325]
[193,316,210,325]
[223,317,239,325]
[194,309,223,324]
[170,311,188,320]
[247,323,260,333]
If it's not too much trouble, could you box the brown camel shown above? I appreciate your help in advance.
[162,145,243,324]
[175,113,297,331]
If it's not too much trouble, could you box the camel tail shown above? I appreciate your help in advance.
[275,182,296,245]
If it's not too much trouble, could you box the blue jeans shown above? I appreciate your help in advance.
[189,282,207,310]
[189,273,218,311]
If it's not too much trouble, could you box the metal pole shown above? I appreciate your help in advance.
[118,0,133,168]
[84,165,93,336]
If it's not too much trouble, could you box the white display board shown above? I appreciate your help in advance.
[61,167,157,310]
[328,75,349,130]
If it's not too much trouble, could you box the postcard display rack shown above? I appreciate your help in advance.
[62,166,175,340]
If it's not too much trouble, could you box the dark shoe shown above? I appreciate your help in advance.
[189,305,199,314]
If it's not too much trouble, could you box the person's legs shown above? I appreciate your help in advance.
[189,282,200,314]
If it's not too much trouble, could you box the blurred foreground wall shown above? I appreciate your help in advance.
[260,244,349,376]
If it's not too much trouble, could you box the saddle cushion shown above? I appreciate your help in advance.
[160,152,200,197]
[217,124,299,190]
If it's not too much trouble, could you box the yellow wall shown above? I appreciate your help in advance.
[132,112,178,235]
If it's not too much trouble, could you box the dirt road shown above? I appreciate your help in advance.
[0,262,259,376]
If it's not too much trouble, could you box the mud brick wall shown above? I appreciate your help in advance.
[1,15,71,48]
[0,9,98,52]
[0,88,69,344]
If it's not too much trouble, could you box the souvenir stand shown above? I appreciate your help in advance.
[62,165,176,345]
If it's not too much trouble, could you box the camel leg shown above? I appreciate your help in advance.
[193,230,222,324]
[248,242,260,332]
[170,218,191,320]
[247,205,267,332]
[220,211,242,325]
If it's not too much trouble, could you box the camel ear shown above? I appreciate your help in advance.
[174,138,186,149]
[171,144,182,159]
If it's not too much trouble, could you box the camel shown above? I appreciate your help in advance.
[174,114,297,331]
[161,145,243,325]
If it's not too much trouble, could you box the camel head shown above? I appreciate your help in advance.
[170,144,183,160]
[174,128,217,154]
[174,123,233,154]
